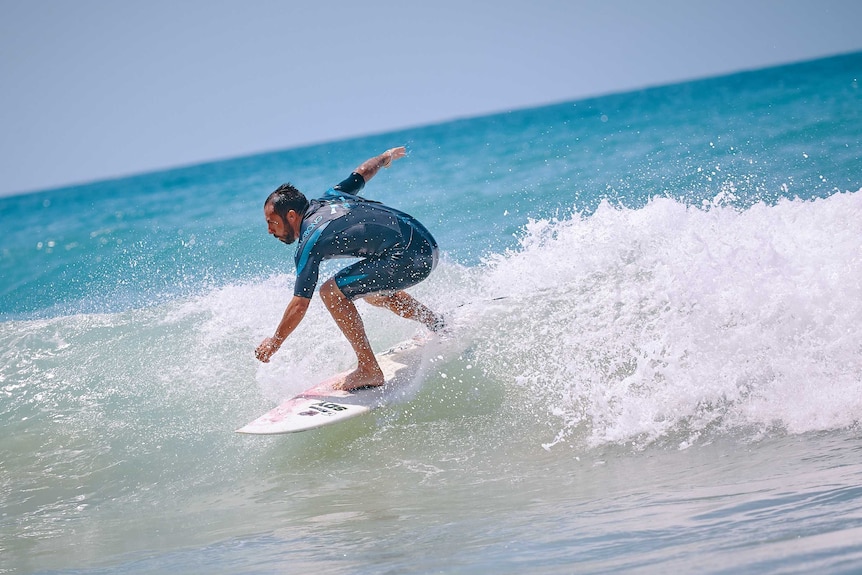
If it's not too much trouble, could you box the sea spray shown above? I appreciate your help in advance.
[468,190,862,449]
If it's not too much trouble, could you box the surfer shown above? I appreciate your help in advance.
[255,147,443,390]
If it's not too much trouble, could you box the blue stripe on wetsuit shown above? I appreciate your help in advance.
[295,220,331,280]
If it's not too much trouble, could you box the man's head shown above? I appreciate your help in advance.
[264,183,309,244]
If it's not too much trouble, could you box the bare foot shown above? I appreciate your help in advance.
[334,366,385,391]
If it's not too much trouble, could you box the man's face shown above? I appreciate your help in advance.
[264,203,297,245]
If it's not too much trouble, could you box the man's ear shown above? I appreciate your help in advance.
[287,209,302,231]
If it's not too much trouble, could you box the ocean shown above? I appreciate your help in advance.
[1,52,861,574]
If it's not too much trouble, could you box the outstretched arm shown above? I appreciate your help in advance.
[255,295,311,362]
[354,146,406,183]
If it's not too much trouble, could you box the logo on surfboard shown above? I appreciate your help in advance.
[299,401,349,417]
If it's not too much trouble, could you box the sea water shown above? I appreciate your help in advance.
[1,52,861,574]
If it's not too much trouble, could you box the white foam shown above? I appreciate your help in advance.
[467,190,862,448]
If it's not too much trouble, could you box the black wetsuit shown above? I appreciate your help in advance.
[293,172,438,300]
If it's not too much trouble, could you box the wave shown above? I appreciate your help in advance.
[461,189,862,448]
[2,190,861,463]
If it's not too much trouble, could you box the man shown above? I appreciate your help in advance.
[255,146,443,390]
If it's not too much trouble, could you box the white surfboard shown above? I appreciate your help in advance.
[236,338,427,434]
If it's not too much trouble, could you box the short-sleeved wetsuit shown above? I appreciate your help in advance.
[293,172,438,301]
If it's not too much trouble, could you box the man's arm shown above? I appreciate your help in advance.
[255,295,311,362]
[354,146,406,183]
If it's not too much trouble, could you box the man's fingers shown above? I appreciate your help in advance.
[255,340,274,362]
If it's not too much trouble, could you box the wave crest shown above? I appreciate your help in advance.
[465,191,862,448]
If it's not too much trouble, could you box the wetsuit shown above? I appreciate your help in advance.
[293,172,438,300]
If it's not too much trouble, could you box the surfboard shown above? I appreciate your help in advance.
[236,337,428,434]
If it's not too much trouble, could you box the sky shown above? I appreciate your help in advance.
[1,0,861,198]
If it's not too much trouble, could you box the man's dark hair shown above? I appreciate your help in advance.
[265,183,309,218]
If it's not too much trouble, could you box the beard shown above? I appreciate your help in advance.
[274,215,297,244]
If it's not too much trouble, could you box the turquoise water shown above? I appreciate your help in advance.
[2,52,861,574]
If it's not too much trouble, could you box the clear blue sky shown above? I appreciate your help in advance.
[2,0,861,197]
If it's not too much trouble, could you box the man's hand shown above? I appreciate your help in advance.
[382,146,406,168]
[255,337,281,363]
[255,296,310,363]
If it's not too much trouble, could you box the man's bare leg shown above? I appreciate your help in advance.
[363,291,444,331]
[319,278,385,390]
